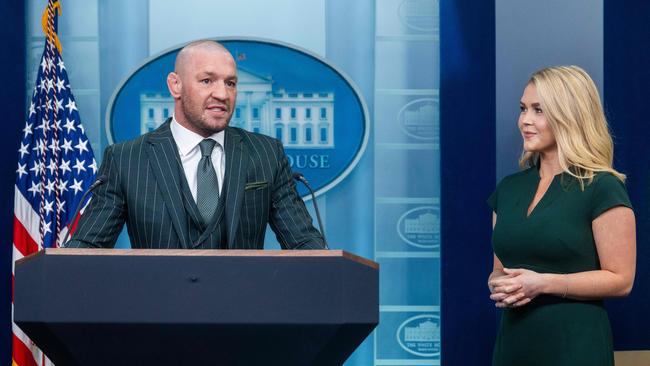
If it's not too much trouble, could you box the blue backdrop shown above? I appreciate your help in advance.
[0,3,25,362]
[440,0,496,364]
[603,0,650,351]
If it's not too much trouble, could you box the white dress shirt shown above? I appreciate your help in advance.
[170,117,225,202]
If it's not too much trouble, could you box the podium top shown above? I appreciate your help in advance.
[21,248,378,269]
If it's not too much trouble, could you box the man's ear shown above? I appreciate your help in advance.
[167,72,182,99]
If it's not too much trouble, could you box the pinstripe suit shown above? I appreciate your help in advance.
[67,120,325,249]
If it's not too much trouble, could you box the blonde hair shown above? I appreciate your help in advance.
[519,65,625,187]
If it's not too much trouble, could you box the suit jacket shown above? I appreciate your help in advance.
[67,120,325,249]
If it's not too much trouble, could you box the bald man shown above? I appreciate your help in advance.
[66,40,325,250]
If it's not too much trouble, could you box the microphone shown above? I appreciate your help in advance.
[60,174,108,247]
[292,172,329,249]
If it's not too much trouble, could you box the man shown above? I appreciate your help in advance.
[67,40,325,249]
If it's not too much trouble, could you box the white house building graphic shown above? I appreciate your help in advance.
[401,99,438,141]
[404,319,440,342]
[140,68,334,148]
[404,212,438,235]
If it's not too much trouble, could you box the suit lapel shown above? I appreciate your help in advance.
[223,128,249,249]
[145,120,191,248]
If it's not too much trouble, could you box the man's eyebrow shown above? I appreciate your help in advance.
[195,72,238,81]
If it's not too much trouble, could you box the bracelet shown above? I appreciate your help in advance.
[562,274,569,298]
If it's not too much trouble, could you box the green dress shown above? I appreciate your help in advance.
[488,167,632,366]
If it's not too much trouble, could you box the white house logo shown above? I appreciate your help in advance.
[396,314,441,357]
[106,38,368,198]
[140,78,335,150]
[398,0,438,32]
[398,97,439,142]
[397,206,440,249]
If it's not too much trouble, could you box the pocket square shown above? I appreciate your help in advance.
[244,181,268,190]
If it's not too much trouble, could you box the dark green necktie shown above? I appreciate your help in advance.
[197,139,219,224]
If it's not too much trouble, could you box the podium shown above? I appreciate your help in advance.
[13,249,378,365]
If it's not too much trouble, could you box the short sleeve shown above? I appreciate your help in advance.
[590,173,633,220]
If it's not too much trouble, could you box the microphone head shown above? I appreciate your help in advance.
[89,175,108,190]
[292,172,304,181]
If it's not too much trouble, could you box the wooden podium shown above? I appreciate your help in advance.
[13,249,378,365]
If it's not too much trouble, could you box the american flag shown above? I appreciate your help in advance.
[12,1,96,365]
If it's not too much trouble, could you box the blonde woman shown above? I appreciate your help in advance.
[487,66,636,366]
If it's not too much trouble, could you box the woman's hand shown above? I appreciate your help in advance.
[488,268,546,308]
[487,270,523,307]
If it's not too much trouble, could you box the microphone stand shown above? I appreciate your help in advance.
[292,172,329,249]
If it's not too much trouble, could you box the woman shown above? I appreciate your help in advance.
[487,66,636,366]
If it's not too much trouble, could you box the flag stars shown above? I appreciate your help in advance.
[70,178,84,194]
[32,140,42,155]
[57,179,68,194]
[18,142,29,158]
[65,99,77,113]
[42,220,52,236]
[60,139,73,154]
[88,159,98,174]
[33,140,47,156]
[23,123,33,138]
[46,57,54,72]
[44,179,56,195]
[55,77,65,92]
[75,138,89,154]
[48,139,60,153]
[43,199,54,215]
[60,159,71,174]
[46,160,58,175]
[27,181,42,197]
[16,163,27,179]
[63,118,76,133]
[40,79,48,93]
[73,158,87,174]
[37,118,50,131]
[20,49,97,248]
[30,160,43,174]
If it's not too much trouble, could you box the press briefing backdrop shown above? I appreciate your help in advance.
[19,0,440,364]
[2,1,648,365]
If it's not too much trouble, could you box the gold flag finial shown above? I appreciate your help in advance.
[41,0,62,53]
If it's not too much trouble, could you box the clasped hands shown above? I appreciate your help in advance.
[488,268,545,308]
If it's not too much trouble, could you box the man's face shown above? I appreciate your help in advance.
[169,48,238,137]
